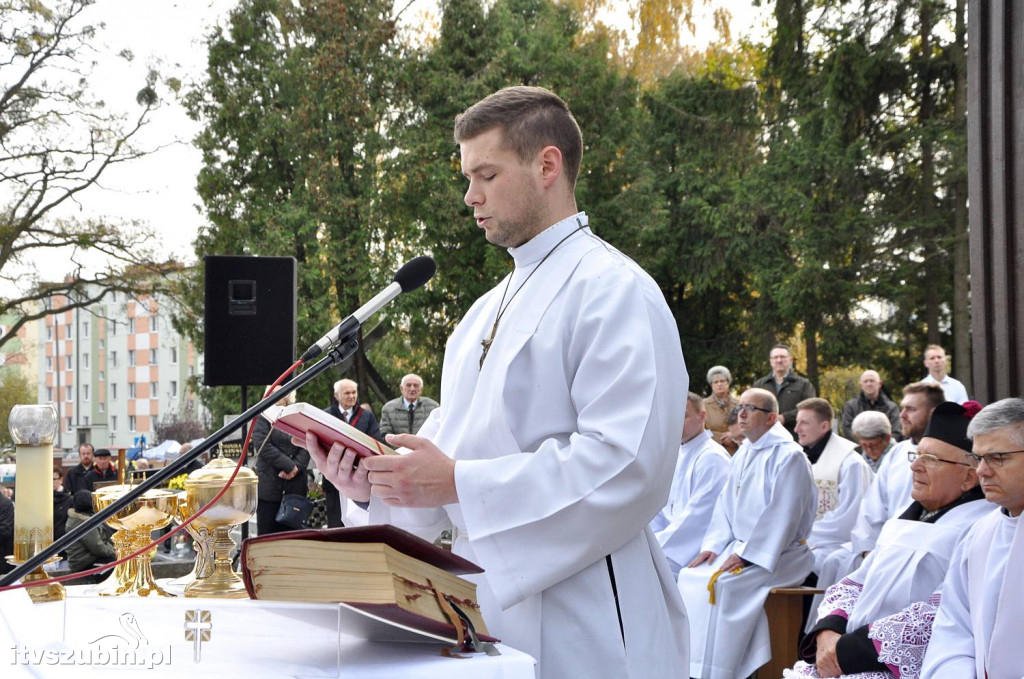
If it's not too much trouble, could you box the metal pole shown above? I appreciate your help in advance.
[0,336,359,586]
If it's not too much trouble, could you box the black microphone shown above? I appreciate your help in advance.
[300,256,436,362]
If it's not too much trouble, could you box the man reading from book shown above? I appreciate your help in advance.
[300,86,689,679]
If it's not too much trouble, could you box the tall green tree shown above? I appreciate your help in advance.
[181,0,407,421]
[378,0,646,390]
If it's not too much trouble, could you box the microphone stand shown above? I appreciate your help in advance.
[0,335,360,587]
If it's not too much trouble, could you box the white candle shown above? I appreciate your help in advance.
[13,444,54,561]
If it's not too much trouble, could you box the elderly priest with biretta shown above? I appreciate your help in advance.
[786,400,990,679]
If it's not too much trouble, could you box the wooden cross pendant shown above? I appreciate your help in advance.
[479,322,498,369]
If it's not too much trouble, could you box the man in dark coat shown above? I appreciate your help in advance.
[840,370,902,442]
[0,489,13,574]
[322,378,382,527]
[63,443,95,495]
[752,344,816,437]
[83,449,118,490]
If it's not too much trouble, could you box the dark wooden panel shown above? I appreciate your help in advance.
[968,0,1024,403]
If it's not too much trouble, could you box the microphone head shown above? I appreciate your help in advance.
[394,256,436,293]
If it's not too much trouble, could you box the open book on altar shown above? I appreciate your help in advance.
[241,525,497,645]
[262,402,398,458]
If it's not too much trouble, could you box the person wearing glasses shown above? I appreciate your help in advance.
[810,381,946,630]
[789,400,989,679]
[678,388,817,679]
[923,397,1024,678]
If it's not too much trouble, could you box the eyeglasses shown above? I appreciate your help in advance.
[907,451,973,468]
[735,404,773,414]
[963,449,1024,469]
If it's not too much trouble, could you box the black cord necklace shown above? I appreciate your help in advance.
[479,218,587,369]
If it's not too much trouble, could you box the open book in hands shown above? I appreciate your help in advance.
[262,402,398,458]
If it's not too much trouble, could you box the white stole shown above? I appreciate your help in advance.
[811,434,855,519]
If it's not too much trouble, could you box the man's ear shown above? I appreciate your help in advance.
[538,145,563,188]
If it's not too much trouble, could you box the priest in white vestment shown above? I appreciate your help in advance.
[650,392,731,575]
[301,87,690,679]
[677,388,817,679]
[787,400,989,678]
[923,397,1024,679]
[794,398,873,576]
[812,383,946,615]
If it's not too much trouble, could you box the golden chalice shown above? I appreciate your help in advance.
[181,457,257,598]
[91,485,179,597]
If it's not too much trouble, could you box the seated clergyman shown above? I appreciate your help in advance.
[786,401,989,679]
[922,397,1024,678]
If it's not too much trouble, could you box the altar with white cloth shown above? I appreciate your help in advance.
[0,583,537,678]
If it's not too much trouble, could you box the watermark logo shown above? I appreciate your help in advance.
[184,609,212,662]
[10,611,172,669]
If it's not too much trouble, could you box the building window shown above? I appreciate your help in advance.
[83,384,89,401]
[111,383,118,400]
[83,416,89,426]
[150,381,158,397]
[151,315,158,332]
[99,339,105,350]
[81,352,89,369]
[46,387,53,402]
[111,414,117,431]
[128,415,136,432]
[128,383,136,399]
[65,325,71,339]
[99,402,105,414]
[110,319,117,335]
[46,356,53,371]
[83,321,89,338]
[170,347,178,364]
[110,351,117,368]
[128,350,135,367]
[149,349,157,364]
[98,370,104,382]
[65,386,72,400]
[169,381,178,398]
[46,326,52,340]
[188,365,194,376]
[65,355,71,370]
[65,417,72,432]
[128,318,135,334]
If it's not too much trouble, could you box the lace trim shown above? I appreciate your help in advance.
[818,576,863,621]
[783,661,890,678]
[867,592,941,679]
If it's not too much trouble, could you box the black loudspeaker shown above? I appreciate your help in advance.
[203,255,297,386]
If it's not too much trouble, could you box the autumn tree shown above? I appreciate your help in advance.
[0,0,177,351]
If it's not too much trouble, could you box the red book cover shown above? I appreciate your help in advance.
[264,402,396,458]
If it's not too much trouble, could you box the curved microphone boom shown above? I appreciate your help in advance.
[300,256,436,362]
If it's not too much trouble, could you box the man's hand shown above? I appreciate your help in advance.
[359,434,457,508]
[814,630,843,678]
[277,465,299,480]
[688,551,717,568]
[294,433,371,502]
[718,553,749,572]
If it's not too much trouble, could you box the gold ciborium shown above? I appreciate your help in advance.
[169,491,211,586]
[92,485,179,597]
[182,457,257,598]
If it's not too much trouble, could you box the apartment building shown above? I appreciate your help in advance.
[37,288,204,451]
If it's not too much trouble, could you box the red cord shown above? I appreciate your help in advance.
[0,359,305,593]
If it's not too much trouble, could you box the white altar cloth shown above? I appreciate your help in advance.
[0,584,536,678]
